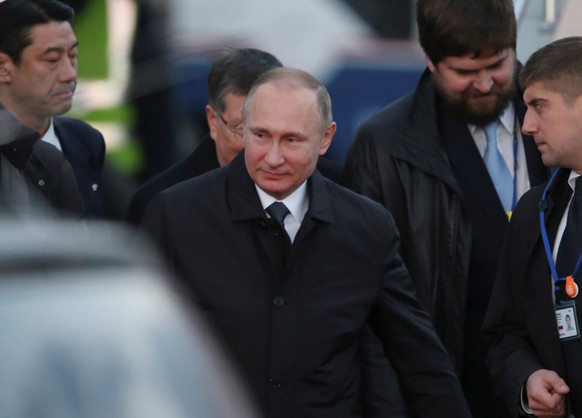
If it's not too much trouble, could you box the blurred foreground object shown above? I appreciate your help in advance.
[0,219,257,418]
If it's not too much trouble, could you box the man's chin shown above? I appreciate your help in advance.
[465,107,501,125]
[449,99,507,125]
[438,79,516,125]
[53,102,73,116]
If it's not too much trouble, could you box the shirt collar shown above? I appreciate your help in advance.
[568,170,581,193]
[40,118,62,151]
[255,181,309,223]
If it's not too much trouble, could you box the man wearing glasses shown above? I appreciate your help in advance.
[128,47,341,225]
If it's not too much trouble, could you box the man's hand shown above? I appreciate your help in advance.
[525,369,569,417]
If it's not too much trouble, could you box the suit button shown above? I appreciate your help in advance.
[269,378,282,388]
[273,296,285,307]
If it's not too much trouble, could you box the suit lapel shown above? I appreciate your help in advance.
[54,120,85,167]
[526,169,571,375]
[282,172,336,275]
[225,153,283,290]
[439,103,508,239]
[226,153,265,222]
[538,169,572,257]
[225,155,336,290]
[53,118,104,217]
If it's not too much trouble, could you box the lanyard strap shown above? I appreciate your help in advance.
[511,132,518,209]
[539,168,582,290]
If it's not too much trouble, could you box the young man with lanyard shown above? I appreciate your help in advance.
[484,37,582,417]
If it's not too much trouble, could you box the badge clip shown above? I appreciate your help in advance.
[565,275,579,298]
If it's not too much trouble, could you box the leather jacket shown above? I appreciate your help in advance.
[344,70,474,369]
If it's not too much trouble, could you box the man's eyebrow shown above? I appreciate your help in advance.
[525,97,547,107]
[42,41,79,54]
[487,56,507,67]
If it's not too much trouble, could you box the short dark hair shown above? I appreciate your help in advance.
[519,37,582,104]
[0,0,74,64]
[207,48,282,114]
[243,67,333,132]
[416,0,516,64]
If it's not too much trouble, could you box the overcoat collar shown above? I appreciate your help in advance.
[225,152,335,225]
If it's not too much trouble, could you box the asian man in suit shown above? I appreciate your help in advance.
[0,0,105,217]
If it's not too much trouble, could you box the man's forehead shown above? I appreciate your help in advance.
[523,81,549,99]
[27,21,77,49]
[443,48,512,69]
[223,92,246,113]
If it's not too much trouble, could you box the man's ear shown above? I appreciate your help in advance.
[426,55,437,73]
[319,122,336,156]
[206,104,219,142]
[0,53,13,83]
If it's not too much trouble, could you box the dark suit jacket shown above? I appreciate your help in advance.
[141,152,471,418]
[127,135,219,224]
[0,131,84,217]
[54,117,106,218]
[484,168,571,417]
[128,135,343,225]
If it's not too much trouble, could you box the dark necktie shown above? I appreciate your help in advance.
[265,201,291,268]
[266,201,290,229]
[555,176,582,414]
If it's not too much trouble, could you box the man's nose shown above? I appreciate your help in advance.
[521,110,537,136]
[265,141,284,166]
[473,71,494,93]
[59,57,77,82]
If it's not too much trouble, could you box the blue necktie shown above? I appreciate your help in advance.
[483,121,513,211]
[266,201,290,228]
[266,201,291,247]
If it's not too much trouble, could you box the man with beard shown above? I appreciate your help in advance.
[342,0,549,417]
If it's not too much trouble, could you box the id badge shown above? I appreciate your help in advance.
[555,301,580,341]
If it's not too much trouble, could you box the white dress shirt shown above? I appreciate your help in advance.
[468,104,531,203]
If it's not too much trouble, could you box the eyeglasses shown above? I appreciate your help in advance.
[217,112,244,140]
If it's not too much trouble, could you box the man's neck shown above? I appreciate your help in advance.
[20,115,51,137]
[0,101,51,136]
